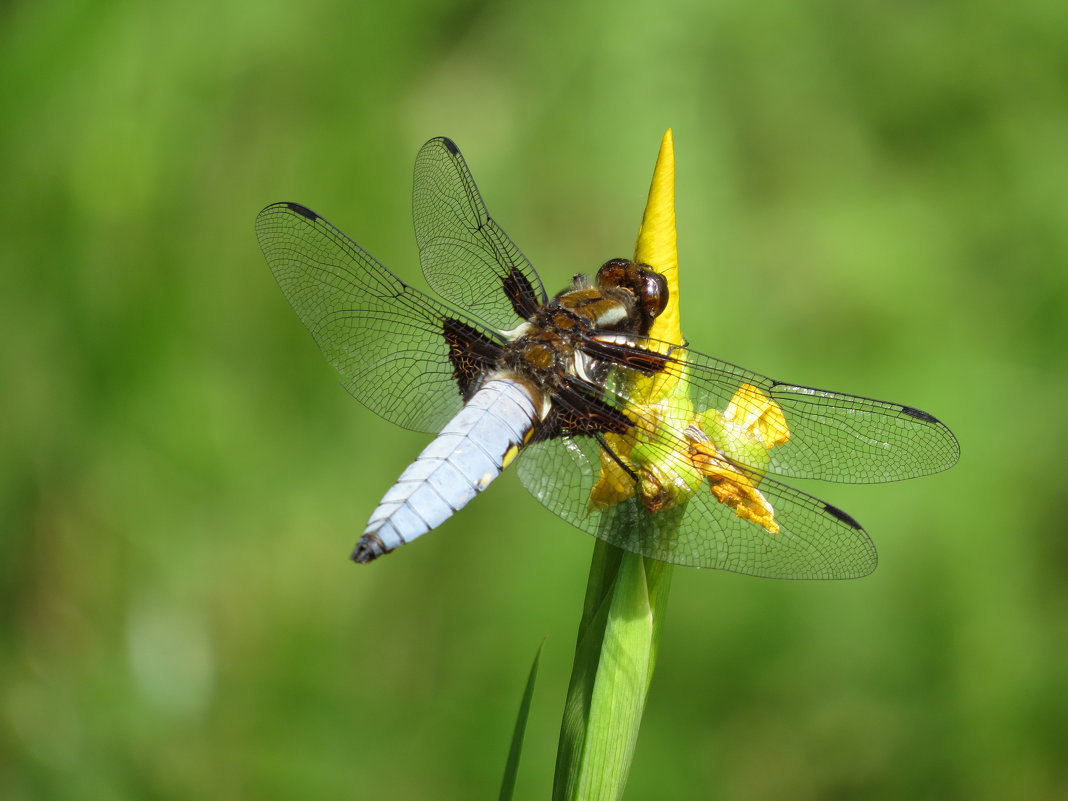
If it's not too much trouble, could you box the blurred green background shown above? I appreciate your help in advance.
[2,0,1066,799]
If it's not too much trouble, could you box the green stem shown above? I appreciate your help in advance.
[553,538,673,801]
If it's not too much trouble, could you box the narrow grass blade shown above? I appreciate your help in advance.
[499,640,545,801]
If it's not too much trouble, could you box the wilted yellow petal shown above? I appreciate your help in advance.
[710,482,779,533]
[687,435,780,534]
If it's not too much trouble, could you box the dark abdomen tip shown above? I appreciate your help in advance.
[351,533,387,564]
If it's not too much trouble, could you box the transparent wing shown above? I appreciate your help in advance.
[639,342,960,483]
[413,137,548,330]
[256,201,499,434]
[516,434,878,579]
[514,340,957,578]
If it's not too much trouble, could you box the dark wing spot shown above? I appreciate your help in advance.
[285,202,318,220]
[900,405,939,423]
[824,503,863,530]
[442,137,460,155]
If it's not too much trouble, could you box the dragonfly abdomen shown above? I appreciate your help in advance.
[352,378,540,562]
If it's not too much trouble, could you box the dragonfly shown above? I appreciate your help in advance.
[256,137,959,580]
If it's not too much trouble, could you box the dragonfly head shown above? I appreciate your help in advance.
[595,258,669,333]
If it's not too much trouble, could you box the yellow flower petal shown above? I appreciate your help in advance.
[590,432,637,508]
[634,129,680,348]
[723,383,791,447]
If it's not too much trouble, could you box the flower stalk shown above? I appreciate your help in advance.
[552,130,681,801]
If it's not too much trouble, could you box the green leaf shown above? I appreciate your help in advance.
[499,640,545,801]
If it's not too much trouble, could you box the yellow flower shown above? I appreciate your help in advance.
[589,132,792,535]
[590,130,684,508]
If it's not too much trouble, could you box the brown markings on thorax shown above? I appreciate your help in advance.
[445,260,674,441]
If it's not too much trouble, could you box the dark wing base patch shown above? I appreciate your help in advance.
[443,318,504,400]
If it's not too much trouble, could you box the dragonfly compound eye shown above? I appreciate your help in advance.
[595,258,633,288]
[640,269,669,321]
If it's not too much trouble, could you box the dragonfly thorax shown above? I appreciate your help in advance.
[501,260,668,394]
[546,259,668,337]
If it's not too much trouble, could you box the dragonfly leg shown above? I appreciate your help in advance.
[594,431,639,482]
